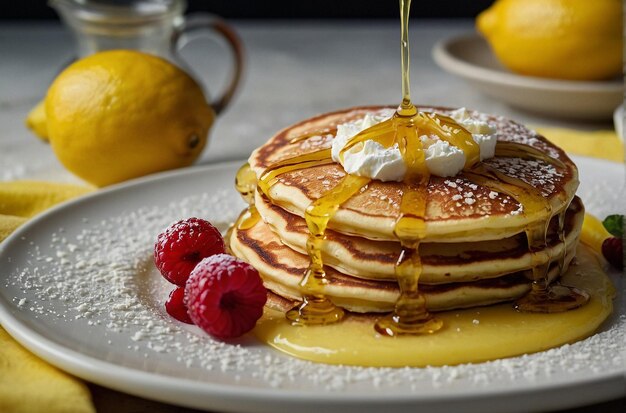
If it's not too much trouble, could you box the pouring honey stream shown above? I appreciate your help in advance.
[236,0,588,335]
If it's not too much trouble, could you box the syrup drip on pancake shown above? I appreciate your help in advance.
[557,211,568,273]
[338,112,479,169]
[240,0,588,333]
[257,149,363,324]
[464,150,589,312]
[351,0,481,335]
[235,163,260,230]
[373,105,444,335]
[285,174,370,325]
[258,149,334,195]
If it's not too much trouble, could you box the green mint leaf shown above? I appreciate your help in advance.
[603,214,624,238]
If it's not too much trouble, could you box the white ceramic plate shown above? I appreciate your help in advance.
[0,159,624,413]
[432,34,623,121]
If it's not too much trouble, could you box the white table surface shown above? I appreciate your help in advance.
[0,19,622,413]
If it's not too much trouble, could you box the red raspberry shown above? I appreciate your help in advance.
[165,286,193,324]
[602,236,623,270]
[185,254,267,340]
[155,218,225,286]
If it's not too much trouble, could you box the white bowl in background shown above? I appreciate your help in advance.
[432,34,623,121]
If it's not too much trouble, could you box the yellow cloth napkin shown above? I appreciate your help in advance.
[0,328,95,413]
[0,181,94,413]
[533,127,624,163]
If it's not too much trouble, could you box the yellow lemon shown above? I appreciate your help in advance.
[45,50,215,187]
[477,0,622,81]
[25,100,49,141]
[580,213,612,254]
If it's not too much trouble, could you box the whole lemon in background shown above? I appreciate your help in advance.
[45,50,215,187]
[25,100,48,141]
[477,0,622,81]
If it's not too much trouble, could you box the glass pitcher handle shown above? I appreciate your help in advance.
[171,14,244,115]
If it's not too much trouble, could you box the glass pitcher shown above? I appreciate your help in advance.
[49,0,243,114]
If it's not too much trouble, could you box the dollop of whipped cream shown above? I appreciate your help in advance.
[330,108,497,181]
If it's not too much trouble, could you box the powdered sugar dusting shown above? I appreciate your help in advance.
[2,179,624,397]
[432,109,561,161]
[486,157,564,197]
[430,176,518,217]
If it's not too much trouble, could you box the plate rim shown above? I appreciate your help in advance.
[0,159,624,412]
[432,34,623,94]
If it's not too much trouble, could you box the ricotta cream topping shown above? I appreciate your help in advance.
[330,108,497,181]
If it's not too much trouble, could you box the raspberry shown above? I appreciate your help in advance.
[165,286,193,324]
[155,218,225,286]
[602,236,623,270]
[185,254,267,339]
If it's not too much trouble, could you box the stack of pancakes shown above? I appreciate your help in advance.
[230,106,583,313]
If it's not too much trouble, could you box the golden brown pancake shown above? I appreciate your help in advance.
[230,217,576,313]
[255,194,584,283]
[248,106,578,242]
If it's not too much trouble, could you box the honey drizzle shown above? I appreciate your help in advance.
[367,0,448,335]
[425,114,480,168]
[514,210,589,311]
[235,163,260,230]
[338,112,480,169]
[374,105,443,335]
[257,148,334,198]
[256,144,371,324]
[399,0,411,108]
[286,174,370,325]
[557,210,568,273]
[338,117,399,160]
[466,160,588,312]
